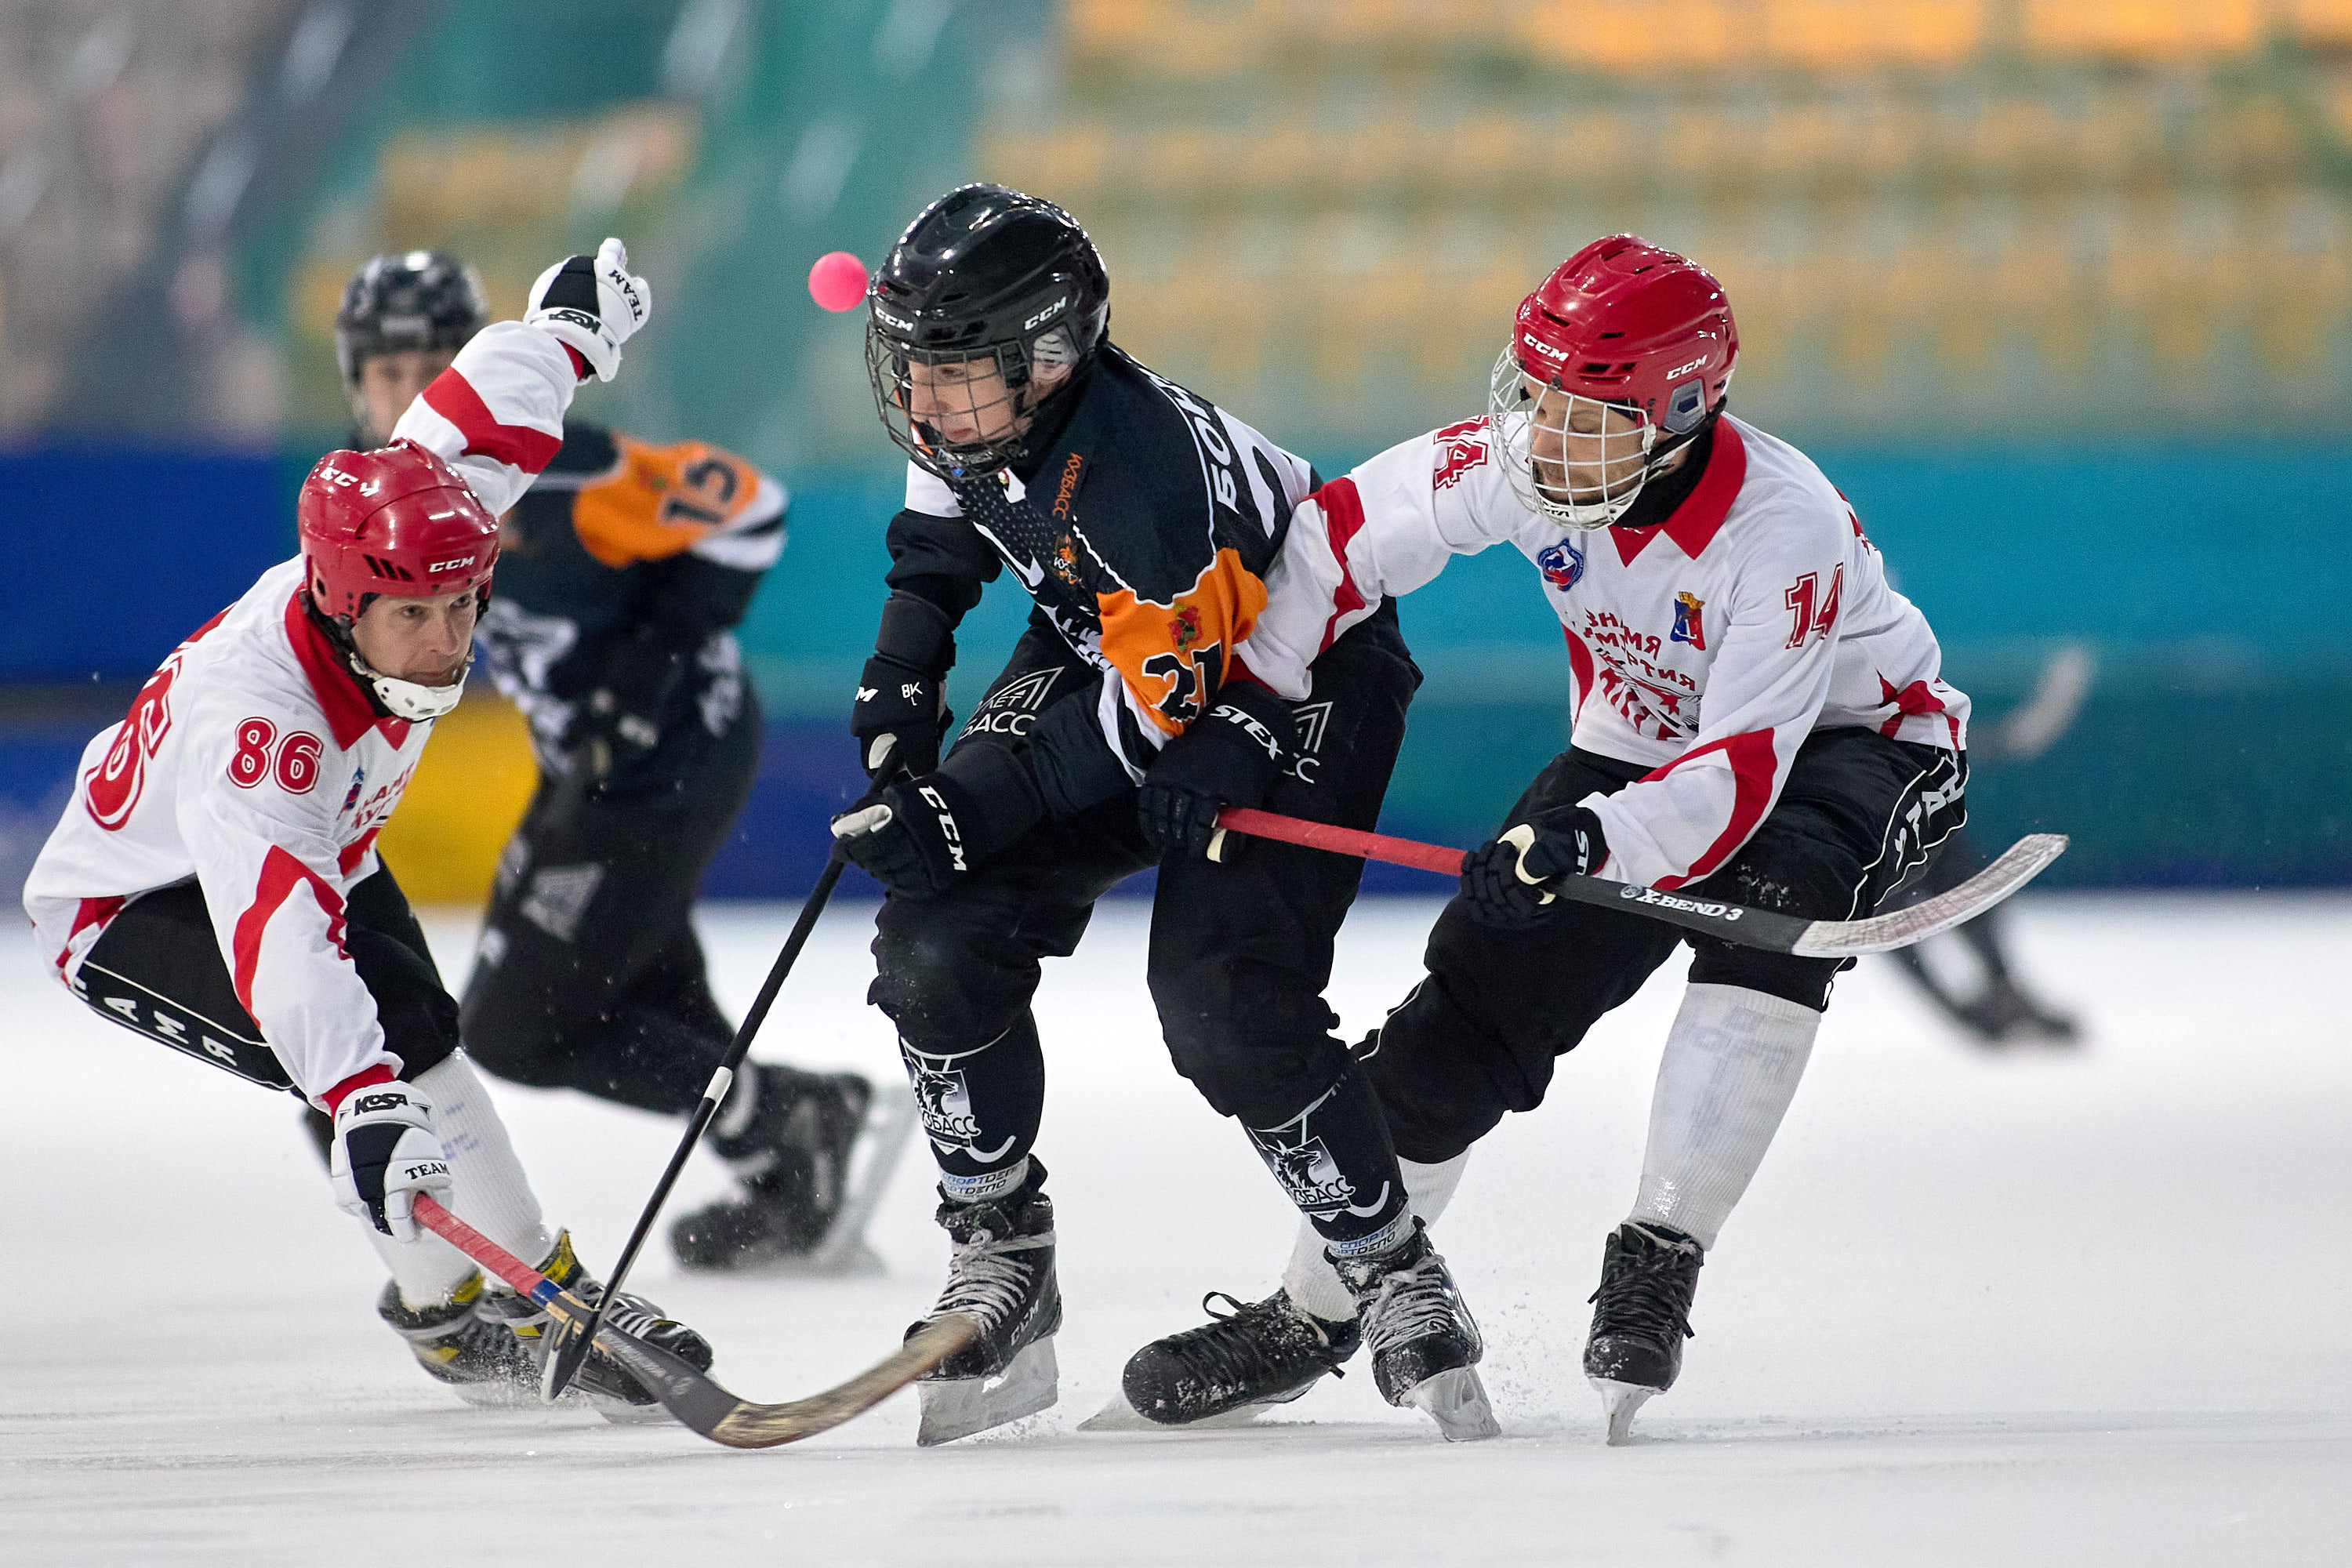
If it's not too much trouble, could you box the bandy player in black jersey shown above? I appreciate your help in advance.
[326,252,906,1273]
[827,185,1494,1443]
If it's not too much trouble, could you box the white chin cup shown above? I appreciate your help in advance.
[353,651,470,721]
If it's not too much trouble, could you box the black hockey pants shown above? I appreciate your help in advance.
[72,866,458,1099]
[1367,728,1967,1164]
[459,702,758,1117]
[870,604,1420,1243]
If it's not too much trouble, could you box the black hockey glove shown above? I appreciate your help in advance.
[1137,681,1292,861]
[571,626,685,779]
[851,593,956,782]
[829,744,1041,898]
[1461,805,1609,930]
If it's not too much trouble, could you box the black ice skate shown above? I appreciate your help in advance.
[907,1167,1062,1446]
[1583,1221,1704,1444]
[482,1230,716,1425]
[377,1272,538,1405]
[1332,1220,1498,1442]
[1950,977,2082,1047]
[670,1069,915,1275]
[1095,1290,1361,1430]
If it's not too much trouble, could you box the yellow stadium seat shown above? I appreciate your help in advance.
[2021,0,2263,61]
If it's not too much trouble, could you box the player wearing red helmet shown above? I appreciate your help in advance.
[20,243,717,1417]
[1116,236,1972,1443]
[325,246,899,1281]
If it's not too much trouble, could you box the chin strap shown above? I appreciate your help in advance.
[350,648,470,721]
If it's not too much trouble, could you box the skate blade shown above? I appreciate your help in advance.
[588,1392,677,1426]
[1590,1377,1655,1445]
[1077,1379,1312,1432]
[916,1336,1058,1446]
[1403,1365,1501,1443]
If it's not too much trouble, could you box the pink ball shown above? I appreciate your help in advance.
[808,251,869,313]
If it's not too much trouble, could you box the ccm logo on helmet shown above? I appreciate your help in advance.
[1665,354,1711,379]
[426,555,478,573]
[1022,296,1069,332]
[318,466,363,488]
[1520,332,1569,361]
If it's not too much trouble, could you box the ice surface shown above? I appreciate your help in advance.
[4,895,2347,1565]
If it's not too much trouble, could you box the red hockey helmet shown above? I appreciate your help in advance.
[296,441,499,624]
[1487,235,1738,529]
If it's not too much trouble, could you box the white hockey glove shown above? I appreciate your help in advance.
[328,1080,452,1242]
[524,237,652,383]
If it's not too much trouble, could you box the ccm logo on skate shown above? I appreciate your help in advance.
[352,1091,412,1114]
[1619,887,1741,920]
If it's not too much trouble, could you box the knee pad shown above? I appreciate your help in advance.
[869,902,1036,1051]
[1157,985,1347,1127]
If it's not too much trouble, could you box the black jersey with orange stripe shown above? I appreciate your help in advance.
[882,344,1320,782]
[477,420,786,802]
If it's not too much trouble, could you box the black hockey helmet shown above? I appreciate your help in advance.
[866,183,1109,477]
[335,249,491,384]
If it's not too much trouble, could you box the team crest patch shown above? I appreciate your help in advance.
[1537,538,1585,592]
[1671,591,1708,650]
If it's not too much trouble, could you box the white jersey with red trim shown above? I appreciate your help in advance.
[1239,413,1969,891]
[21,321,577,1104]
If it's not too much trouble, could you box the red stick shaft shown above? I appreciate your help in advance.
[1214,806,1468,878]
[412,1194,560,1304]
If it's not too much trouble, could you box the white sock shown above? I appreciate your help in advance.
[1282,1151,1472,1321]
[368,1054,557,1308]
[1626,983,1820,1252]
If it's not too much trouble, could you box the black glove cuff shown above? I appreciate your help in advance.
[1186,680,1292,784]
[874,592,956,675]
[1525,804,1609,881]
[853,652,943,734]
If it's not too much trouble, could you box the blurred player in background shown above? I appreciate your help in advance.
[830,185,1491,1443]
[24,244,713,1414]
[327,251,907,1274]
[1123,237,1973,1443]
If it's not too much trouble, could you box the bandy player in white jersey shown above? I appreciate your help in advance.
[21,241,711,1417]
[1115,237,1970,1443]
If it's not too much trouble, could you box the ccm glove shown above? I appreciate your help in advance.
[851,594,957,782]
[1461,805,1609,930]
[328,1079,452,1241]
[525,236,651,382]
[829,744,1041,898]
[1138,681,1293,860]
